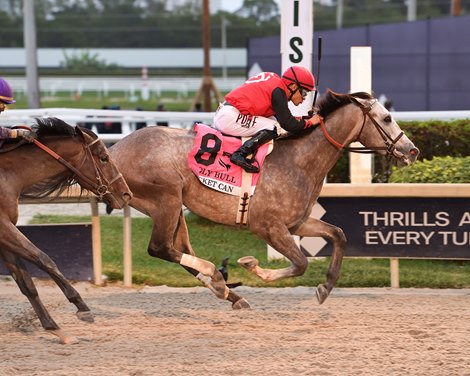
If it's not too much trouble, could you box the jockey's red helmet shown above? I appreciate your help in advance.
[281,66,315,92]
[0,78,16,104]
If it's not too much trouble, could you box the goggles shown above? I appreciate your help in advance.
[298,86,309,98]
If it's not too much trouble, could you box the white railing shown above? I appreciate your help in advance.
[1,108,469,143]
[6,76,245,99]
[0,108,214,140]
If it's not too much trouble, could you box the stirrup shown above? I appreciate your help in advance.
[230,154,260,173]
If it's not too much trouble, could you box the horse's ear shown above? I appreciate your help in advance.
[350,96,369,108]
[76,125,98,140]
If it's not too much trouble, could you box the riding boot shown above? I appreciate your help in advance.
[230,129,277,173]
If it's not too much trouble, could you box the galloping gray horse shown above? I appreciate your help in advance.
[110,90,419,309]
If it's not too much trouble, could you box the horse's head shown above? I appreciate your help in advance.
[351,96,419,167]
[74,126,133,208]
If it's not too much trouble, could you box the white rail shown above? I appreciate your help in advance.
[5,76,245,99]
[1,107,469,143]
[0,108,214,139]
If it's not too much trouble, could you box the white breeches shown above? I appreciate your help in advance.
[213,103,282,137]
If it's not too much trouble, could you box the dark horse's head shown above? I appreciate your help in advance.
[21,117,132,208]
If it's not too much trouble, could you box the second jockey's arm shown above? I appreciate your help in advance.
[271,88,320,133]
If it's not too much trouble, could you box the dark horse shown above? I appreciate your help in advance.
[1,118,132,343]
[110,90,419,309]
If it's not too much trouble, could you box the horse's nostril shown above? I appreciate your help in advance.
[410,147,419,156]
[123,192,133,200]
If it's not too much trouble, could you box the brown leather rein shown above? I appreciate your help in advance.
[32,137,124,199]
[319,99,404,156]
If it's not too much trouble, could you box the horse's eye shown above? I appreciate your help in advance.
[384,115,392,123]
[100,155,109,163]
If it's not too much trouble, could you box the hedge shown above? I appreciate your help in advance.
[326,119,470,183]
[389,156,470,183]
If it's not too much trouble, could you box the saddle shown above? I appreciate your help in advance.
[188,123,274,225]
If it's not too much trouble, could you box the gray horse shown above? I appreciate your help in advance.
[110,90,419,309]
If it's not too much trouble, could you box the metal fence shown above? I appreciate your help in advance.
[1,108,469,145]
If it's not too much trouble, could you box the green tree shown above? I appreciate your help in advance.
[0,0,466,49]
[237,0,280,23]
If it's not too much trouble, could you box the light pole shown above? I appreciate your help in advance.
[336,0,343,29]
[221,15,230,80]
[23,0,41,108]
[407,0,417,21]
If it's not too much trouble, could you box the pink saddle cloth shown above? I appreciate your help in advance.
[188,123,272,196]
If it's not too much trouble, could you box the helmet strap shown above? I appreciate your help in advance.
[286,84,300,101]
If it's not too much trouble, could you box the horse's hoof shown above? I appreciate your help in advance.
[48,329,78,345]
[232,298,251,310]
[316,284,329,305]
[238,256,259,271]
[76,310,94,323]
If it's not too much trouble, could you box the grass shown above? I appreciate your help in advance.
[11,90,223,112]
[30,213,470,289]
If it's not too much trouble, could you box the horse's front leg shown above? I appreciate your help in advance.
[3,223,93,322]
[0,251,76,344]
[293,217,346,304]
[238,223,308,281]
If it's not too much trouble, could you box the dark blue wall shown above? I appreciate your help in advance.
[248,16,470,111]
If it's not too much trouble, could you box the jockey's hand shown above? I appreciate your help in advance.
[302,110,315,120]
[17,129,37,143]
[304,113,322,129]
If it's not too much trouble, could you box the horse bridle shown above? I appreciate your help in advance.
[32,137,124,199]
[319,98,404,157]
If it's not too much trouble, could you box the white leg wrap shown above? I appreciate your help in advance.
[180,253,215,276]
[196,272,212,285]
[197,273,230,299]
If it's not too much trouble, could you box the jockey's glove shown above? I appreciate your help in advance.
[15,129,37,143]
[304,114,322,129]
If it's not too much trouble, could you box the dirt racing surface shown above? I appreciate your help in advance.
[1,279,470,376]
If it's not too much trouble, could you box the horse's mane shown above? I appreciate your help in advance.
[20,117,85,201]
[278,90,373,141]
[316,89,373,118]
[34,117,77,139]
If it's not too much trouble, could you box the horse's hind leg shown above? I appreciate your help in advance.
[0,252,76,344]
[293,217,346,304]
[2,224,93,322]
[174,209,250,309]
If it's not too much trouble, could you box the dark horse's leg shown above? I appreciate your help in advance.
[1,224,94,324]
[173,209,250,309]
[0,251,76,344]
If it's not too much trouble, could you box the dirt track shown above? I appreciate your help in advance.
[1,279,470,376]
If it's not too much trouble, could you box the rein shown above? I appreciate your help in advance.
[319,98,404,156]
[32,137,123,199]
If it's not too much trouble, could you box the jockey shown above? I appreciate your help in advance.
[0,77,36,142]
[213,66,321,173]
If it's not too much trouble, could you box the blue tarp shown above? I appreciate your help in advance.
[248,16,470,111]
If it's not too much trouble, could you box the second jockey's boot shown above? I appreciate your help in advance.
[230,129,277,173]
